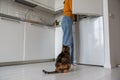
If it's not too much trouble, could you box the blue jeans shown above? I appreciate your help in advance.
[61,16,74,64]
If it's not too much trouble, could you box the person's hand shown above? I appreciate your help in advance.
[74,15,77,22]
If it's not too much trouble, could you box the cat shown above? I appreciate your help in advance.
[43,45,71,74]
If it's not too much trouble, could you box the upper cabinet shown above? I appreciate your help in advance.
[25,0,55,11]
[24,0,64,13]
[55,0,64,11]
[14,0,103,16]
[72,0,103,16]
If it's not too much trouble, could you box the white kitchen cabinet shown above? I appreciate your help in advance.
[25,0,55,11]
[82,17,104,66]
[0,0,8,14]
[55,27,63,58]
[0,18,24,62]
[72,0,103,16]
[55,0,64,11]
[74,17,104,66]
[25,23,55,60]
[25,0,64,12]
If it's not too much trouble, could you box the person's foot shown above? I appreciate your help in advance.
[70,63,77,71]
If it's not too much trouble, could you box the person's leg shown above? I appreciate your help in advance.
[70,43,74,64]
[61,16,74,64]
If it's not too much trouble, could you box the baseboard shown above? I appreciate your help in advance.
[76,63,104,67]
[0,58,55,67]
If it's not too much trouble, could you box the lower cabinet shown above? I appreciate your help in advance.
[0,18,24,62]
[55,27,63,58]
[0,18,55,63]
[24,23,55,60]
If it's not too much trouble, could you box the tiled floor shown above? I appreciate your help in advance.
[0,62,120,80]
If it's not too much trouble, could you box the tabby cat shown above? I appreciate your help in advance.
[43,45,71,74]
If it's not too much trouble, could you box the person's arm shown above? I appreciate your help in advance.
[74,15,77,22]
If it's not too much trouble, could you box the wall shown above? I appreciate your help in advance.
[108,0,120,67]
[103,0,120,68]
[103,0,111,68]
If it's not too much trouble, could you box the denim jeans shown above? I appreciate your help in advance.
[61,16,74,64]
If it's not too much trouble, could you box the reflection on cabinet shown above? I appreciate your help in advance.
[25,23,55,60]
[0,18,24,62]
[72,0,103,16]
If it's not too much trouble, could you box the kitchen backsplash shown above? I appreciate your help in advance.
[0,0,55,25]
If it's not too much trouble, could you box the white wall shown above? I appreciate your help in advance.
[103,0,120,68]
[103,0,111,68]
[108,0,120,67]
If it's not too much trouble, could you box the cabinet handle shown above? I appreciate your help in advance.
[1,17,20,23]
[31,0,41,4]
[31,23,42,26]
[31,0,48,8]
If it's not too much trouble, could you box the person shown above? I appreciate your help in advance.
[61,0,75,64]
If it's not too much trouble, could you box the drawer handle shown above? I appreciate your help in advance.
[1,17,20,23]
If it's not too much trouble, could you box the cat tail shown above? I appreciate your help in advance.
[42,70,57,74]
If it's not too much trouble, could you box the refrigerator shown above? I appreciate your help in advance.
[74,16,104,66]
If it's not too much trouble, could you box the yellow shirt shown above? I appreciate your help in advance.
[63,0,74,19]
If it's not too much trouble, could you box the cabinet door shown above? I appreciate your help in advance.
[55,27,63,58]
[55,0,64,11]
[0,18,24,62]
[25,0,54,11]
[72,0,103,16]
[25,23,55,60]
[75,17,104,66]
